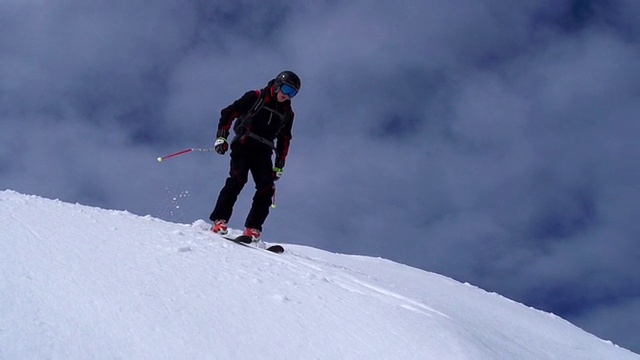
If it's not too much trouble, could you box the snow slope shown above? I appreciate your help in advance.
[1,190,638,359]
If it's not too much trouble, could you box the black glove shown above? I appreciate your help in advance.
[272,158,285,181]
[214,129,229,155]
[214,137,228,155]
[272,166,283,181]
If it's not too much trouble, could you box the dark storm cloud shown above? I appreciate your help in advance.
[2,0,639,353]
[279,0,640,351]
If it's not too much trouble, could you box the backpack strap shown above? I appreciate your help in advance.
[233,89,266,134]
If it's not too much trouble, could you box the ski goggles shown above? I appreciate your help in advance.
[280,83,299,98]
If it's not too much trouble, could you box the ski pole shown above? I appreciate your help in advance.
[271,186,277,208]
[156,148,216,162]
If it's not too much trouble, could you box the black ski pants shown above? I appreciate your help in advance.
[209,143,275,231]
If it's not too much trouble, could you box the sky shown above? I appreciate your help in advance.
[2,0,639,353]
[2,190,639,359]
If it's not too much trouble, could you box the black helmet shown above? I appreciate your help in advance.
[274,70,301,96]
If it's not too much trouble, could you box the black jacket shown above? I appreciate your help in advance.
[217,82,294,168]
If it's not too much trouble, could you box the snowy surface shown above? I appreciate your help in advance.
[1,190,638,359]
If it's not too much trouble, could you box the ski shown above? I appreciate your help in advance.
[221,234,285,254]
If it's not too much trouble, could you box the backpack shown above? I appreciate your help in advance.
[232,89,290,148]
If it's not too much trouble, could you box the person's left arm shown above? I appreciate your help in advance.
[274,110,294,170]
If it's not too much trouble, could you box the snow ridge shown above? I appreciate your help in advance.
[1,190,638,359]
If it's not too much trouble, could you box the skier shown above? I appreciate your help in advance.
[209,70,301,243]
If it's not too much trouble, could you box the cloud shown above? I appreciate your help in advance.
[573,297,640,349]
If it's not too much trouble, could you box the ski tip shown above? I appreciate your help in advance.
[267,245,285,254]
